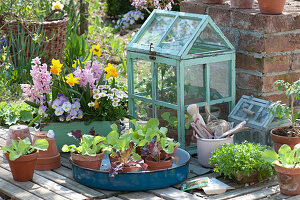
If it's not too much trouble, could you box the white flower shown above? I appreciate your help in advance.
[112,102,119,107]
[59,116,65,121]
[52,1,64,10]
[47,130,55,138]
[107,93,114,99]
[66,116,71,121]
[98,85,104,89]
[38,109,45,115]
[93,93,101,100]
[103,85,110,89]
[77,110,83,119]
[62,101,72,112]
[112,97,120,103]
[122,93,128,98]
[99,92,107,98]
[88,102,95,107]
[55,108,64,116]
[111,88,119,93]
[72,102,80,111]
[93,89,100,94]
[52,99,61,109]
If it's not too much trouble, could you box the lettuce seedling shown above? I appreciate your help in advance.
[0,137,49,161]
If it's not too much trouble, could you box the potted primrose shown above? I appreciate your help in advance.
[0,137,49,181]
[263,144,300,196]
[268,80,300,152]
[62,131,107,170]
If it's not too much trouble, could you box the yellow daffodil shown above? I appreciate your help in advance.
[65,73,79,86]
[50,58,63,75]
[104,63,118,79]
[72,59,82,69]
[94,100,99,109]
[90,44,101,57]
[52,1,64,10]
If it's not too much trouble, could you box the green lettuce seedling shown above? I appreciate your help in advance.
[0,137,49,161]
[62,135,106,156]
[262,144,300,168]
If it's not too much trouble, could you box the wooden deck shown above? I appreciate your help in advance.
[0,127,299,200]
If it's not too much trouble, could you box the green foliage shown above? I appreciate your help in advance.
[62,135,106,156]
[0,137,49,161]
[0,102,34,126]
[209,141,275,181]
[269,80,300,130]
[103,0,133,17]
[161,112,193,130]
[262,144,300,168]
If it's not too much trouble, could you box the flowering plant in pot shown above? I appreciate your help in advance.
[262,144,300,195]
[268,80,300,152]
[0,137,49,181]
[209,141,275,183]
[62,133,106,170]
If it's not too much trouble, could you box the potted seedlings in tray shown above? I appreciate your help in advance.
[209,141,275,183]
[0,138,49,181]
[62,132,106,170]
[263,144,300,196]
[269,80,300,152]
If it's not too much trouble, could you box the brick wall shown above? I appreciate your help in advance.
[181,0,300,103]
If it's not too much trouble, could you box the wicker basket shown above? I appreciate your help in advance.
[0,9,69,64]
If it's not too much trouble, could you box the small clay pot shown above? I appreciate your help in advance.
[258,0,286,14]
[234,171,262,183]
[123,166,141,173]
[275,165,300,196]
[5,151,38,182]
[145,157,173,171]
[6,125,32,146]
[71,152,104,170]
[230,0,254,9]
[33,131,61,170]
[270,126,300,153]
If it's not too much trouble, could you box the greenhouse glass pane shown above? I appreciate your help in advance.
[133,59,152,98]
[160,18,200,51]
[136,15,175,46]
[209,61,229,100]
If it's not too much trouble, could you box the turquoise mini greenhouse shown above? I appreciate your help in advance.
[127,10,236,153]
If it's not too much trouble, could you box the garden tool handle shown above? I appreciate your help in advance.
[0,11,19,24]
[242,108,255,116]
[44,9,67,21]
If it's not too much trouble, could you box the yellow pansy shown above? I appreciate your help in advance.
[65,73,79,86]
[52,1,64,10]
[72,59,82,69]
[50,58,63,75]
[104,63,118,79]
[90,44,101,57]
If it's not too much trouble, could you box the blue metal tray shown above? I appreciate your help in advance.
[70,148,191,191]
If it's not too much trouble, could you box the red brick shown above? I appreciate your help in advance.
[208,6,231,27]
[294,14,300,29]
[263,93,289,104]
[263,55,291,73]
[180,0,208,14]
[236,89,260,103]
[264,33,300,53]
[262,72,300,93]
[291,54,300,70]
[238,34,264,53]
[236,72,262,91]
[221,29,234,44]
[236,53,263,72]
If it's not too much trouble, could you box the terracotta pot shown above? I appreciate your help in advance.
[202,0,224,4]
[275,165,300,196]
[123,166,141,173]
[33,131,61,170]
[234,171,263,183]
[270,126,300,153]
[230,0,254,8]
[5,151,38,181]
[160,145,178,160]
[197,136,234,168]
[71,152,104,170]
[6,125,32,146]
[145,157,173,170]
[167,129,193,146]
[258,0,286,14]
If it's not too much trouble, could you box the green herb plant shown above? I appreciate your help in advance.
[269,80,300,135]
[62,135,106,156]
[209,141,275,182]
[0,137,49,161]
[262,144,300,168]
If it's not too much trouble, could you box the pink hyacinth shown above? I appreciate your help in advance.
[30,57,52,94]
[85,61,104,82]
[73,68,97,89]
[20,84,42,103]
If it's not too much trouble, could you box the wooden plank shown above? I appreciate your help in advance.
[0,177,42,200]
[35,167,105,198]
[210,177,278,200]
[150,187,205,200]
[287,195,300,200]
[230,185,280,200]
[118,192,164,200]
[189,163,211,175]
[259,193,289,200]
[0,166,69,200]
[103,197,123,200]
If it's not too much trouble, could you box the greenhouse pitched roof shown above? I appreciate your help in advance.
[127,9,234,59]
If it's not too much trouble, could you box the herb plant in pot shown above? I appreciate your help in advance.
[209,142,275,183]
[0,138,49,181]
[268,80,300,152]
[263,144,300,196]
[62,134,106,170]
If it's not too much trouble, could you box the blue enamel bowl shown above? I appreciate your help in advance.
[70,148,191,191]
